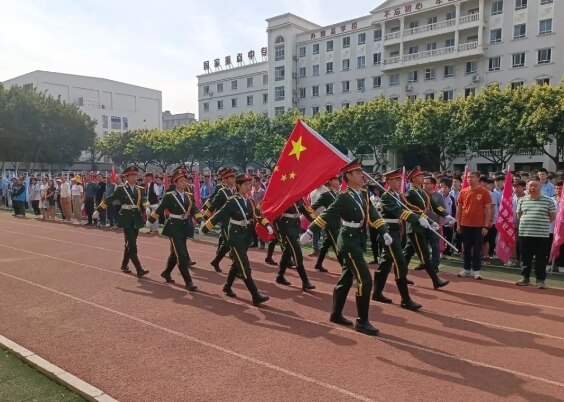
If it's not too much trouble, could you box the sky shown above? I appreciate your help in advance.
[0,0,386,118]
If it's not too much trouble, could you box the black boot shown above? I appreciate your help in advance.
[131,254,149,278]
[161,255,176,283]
[329,288,352,326]
[276,260,291,285]
[179,262,197,291]
[354,295,379,336]
[223,267,238,298]
[121,247,131,273]
[245,278,269,305]
[160,272,175,283]
[372,270,392,304]
[396,278,422,311]
[210,256,222,273]
[314,248,329,272]
[425,265,449,289]
[296,264,315,291]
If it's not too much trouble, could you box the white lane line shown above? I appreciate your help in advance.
[0,270,377,402]
[2,269,564,392]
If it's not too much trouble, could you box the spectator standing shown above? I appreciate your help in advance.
[552,181,564,272]
[439,178,456,256]
[11,177,26,216]
[71,176,84,223]
[60,176,72,222]
[512,179,527,267]
[39,177,48,219]
[104,176,117,228]
[95,174,106,226]
[45,179,56,220]
[456,171,492,279]
[84,175,97,225]
[480,177,498,264]
[516,177,556,288]
[30,177,41,215]
[538,168,555,198]
[200,173,215,206]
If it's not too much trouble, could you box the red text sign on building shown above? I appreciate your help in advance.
[311,21,358,40]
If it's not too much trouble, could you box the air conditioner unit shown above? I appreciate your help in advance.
[472,74,481,82]
[292,72,298,78]
[405,84,413,91]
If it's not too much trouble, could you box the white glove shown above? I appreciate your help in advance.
[199,220,206,231]
[418,217,430,229]
[267,225,274,235]
[445,215,457,225]
[431,222,440,231]
[299,230,313,245]
[145,219,151,228]
[383,233,393,246]
[145,207,151,216]
[92,211,99,220]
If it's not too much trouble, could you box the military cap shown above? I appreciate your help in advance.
[340,158,363,174]
[383,168,402,181]
[407,166,423,181]
[122,166,139,177]
[236,174,253,185]
[171,169,189,183]
[172,164,188,174]
[221,168,236,179]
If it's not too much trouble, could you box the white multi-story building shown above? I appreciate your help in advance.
[162,111,196,130]
[197,0,563,171]
[3,70,163,137]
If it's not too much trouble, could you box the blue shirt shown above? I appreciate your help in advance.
[541,182,555,197]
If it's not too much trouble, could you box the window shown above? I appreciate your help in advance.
[274,36,285,61]
[408,70,418,82]
[490,28,502,43]
[540,0,553,3]
[425,68,436,80]
[358,33,366,45]
[356,101,365,106]
[512,52,525,68]
[373,29,382,41]
[357,56,366,69]
[342,58,350,70]
[263,75,268,85]
[342,36,350,48]
[298,88,306,98]
[511,81,524,90]
[390,50,400,57]
[275,66,285,81]
[372,76,382,88]
[491,0,503,15]
[325,83,334,95]
[425,93,435,100]
[203,85,210,95]
[217,83,223,92]
[123,117,128,130]
[203,103,209,112]
[312,106,320,116]
[231,80,237,90]
[342,80,350,92]
[538,48,552,64]
[299,67,306,78]
[274,86,285,101]
[326,40,333,52]
[445,38,455,48]
[313,43,319,54]
[102,115,108,129]
[231,98,238,108]
[298,108,306,115]
[446,11,456,20]
[246,96,253,106]
[514,24,526,39]
[390,74,400,86]
[408,46,419,54]
[326,104,333,113]
[428,16,437,25]
[426,42,437,51]
[247,77,254,87]
[262,93,268,104]
[326,62,334,73]
[389,96,399,102]
[373,53,382,65]
[409,21,419,29]
[357,78,365,91]
[515,0,527,10]
[342,102,350,109]
[312,85,320,97]
[299,46,306,57]
[537,77,550,85]
[442,90,454,102]
[539,19,552,35]
[465,88,476,97]
[217,100,224,110]
[407,95,417,102]
[110,116,121,130]
[312,64,320,76]
[466,61,477,74]
[444,64,454,77]
[489,56,502,71]
[275,106,285,116]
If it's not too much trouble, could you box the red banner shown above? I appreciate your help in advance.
[495,168,515,265]
[550,194,564,263]
[192,171,202,208]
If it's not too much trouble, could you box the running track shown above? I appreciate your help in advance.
[1,213,563,402]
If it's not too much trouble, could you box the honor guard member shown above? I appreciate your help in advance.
[202,174,272,305]
[310,175,343,272]
[145,172,160,233]
[302,159,392,336]
[201,167,228,213]
[274,199,316,291]
[402,166,453,289]
[147,169,203,291]
[205,168,237,273]
[93,166,150,278]
[372,169,423,310]
[166,164,188,192]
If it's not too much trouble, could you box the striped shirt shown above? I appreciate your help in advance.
[517,194,556,238]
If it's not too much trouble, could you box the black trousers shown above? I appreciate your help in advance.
[13,200,26,216]
[31,200,40,215]
[121,225,143,271]
[443,226,454,255]
[164,236,194,285]
[520,236,550,281]
[378,227,408,280]
[461,226,483,271]
[84,197,95,224]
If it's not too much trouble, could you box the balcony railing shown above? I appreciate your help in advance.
[383,41,480,65]
[404,19,456,37]
[459,13,479,24]
[384,31,401,40]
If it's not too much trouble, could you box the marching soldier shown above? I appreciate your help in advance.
[372,169,423,310]
[93,166,149,278]
[274,199,316,291]
[310,175,343,272]
[147,169,203,291]
[204,168,237,273]
[302,159,392,336]
[402,166,453,289]
[202,174,271,305]
[201,167,228,213]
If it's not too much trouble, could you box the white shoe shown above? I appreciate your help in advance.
[458,269,472,278]
[473,271,483,280]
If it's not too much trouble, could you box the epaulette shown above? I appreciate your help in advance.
[165,191,176,195]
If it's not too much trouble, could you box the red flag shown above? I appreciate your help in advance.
[261,120,349,222]
[110,166,117,184]
[340,179,348,192]
[163,171,170,190]
[550,194,564,263]
[462,165,470,189]
[495,168,515,265]
[192,171,202,208]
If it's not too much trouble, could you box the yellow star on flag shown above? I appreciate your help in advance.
[281,174,287,181]
[274,166,280,172]
[289,172,296,179]
[288,136,307,161]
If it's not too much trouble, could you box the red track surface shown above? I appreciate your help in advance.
[1,213,564,402]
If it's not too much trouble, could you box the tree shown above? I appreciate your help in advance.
[99,131,131,169]
[224,112,266,172]
[198,120,228,173]
[254,111,297,171]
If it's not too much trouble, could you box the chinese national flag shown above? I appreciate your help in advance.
[110,165,117,184]
[261,120,349,222]
[462,165,470,189]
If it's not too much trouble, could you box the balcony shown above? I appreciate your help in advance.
[459,13,479,24]
[384,31,401,41]
[403,19,456,38]
[382,41,483,70]
[385,14,480,44]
